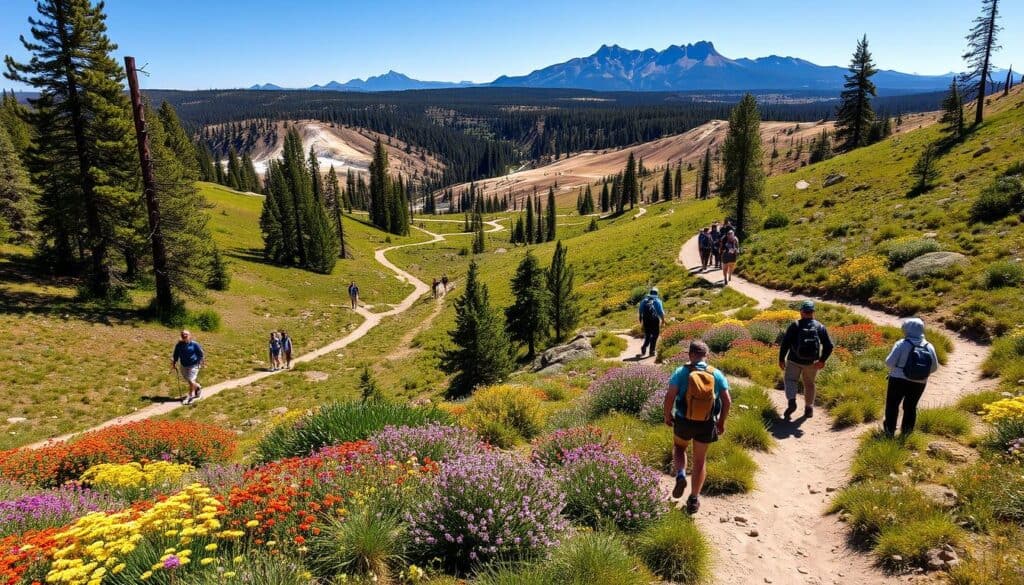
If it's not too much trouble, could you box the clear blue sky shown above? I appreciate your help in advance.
[1,0,1021,90]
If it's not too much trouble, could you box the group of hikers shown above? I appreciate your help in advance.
[267,330,293,371]
[696,220,741,285]
[431,274,451,299]
[639,290,939,514]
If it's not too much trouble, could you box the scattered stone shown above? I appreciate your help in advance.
[923,232,938,239]
[795,217,809,224]
[240,418,263,427]
[891,555,904,563]
[809,487,821,494]
[269,407,289,416]
[900,252,967,279]
[771,193,780,199]
[304,371,329,382]
[927,441,975,464]
[797,567,809,575]
[748,529,760,537]
[973,145,992,157]
[825,486,837,493]
[720,516,730,523]
[918,483,959,509]
[852,183,870,192]
[796,180,810,190]
[953,172,967,182]
[532,334,595,373]
[738,404,750,410]
[926,547,960,570]
[823,173,847,187]
[494,247,507,254]
[734,515,748,524]
[6,417,27,424]
[764,577,773,583]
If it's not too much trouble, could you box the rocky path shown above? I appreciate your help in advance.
[626,236,998,585]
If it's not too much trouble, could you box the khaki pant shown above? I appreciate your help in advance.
[784,360,818,404]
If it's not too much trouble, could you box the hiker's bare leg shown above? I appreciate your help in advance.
[690,440,710,497]
[672,441,688,476]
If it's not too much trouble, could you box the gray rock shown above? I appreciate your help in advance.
[823,173,847,187]
[973,145,992,157]
[240,418,263,427]
[795,217,809,224]
[900,252,967,279]
[852,183,870,192]
[748,529,760,537]
[918,483,959,509]
[532,335,595,372]
[795,180,810,190]
[927,441,975,464]
[734,515,748,523]
[270,406,289,416]
[6,417,27,424]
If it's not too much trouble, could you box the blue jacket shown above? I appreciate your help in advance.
[172,341,204,367]
[638,295,665,322]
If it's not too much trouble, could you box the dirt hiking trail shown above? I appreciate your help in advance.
[612,235,996,585]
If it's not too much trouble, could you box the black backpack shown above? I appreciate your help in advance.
[641,298,659,324]
[900,340,934,380]
[793,321,822,361]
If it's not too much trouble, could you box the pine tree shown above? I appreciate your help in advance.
[471,209,485,254]
[387,176,409,235]
[546,240,579,343]
[206,246,230,291]
[156,101,197,179]
[673,163,683,199]
[940,76,966,141]
[720,94,764,240]
[622,152,638,210]
[369,139,390,230]
[195,144,216,182]
[535,194,544,243]
[584,185,594,214]
[546,187,557,241]
[0,123,36,243]
[808,130,832,164]
[505,251,550,358]
[0,91,31,157]
[962,0,1001,125]
[226,147,242,190]
[309,145,323,203]
[441,260,514,397]
[699,148,712,199]
[324,165,348,259]
[1004,66,1013,96]
[525,195,535,244]
[662,167,673,201]
[600,182,610,213]
[513,215,525,244]
[910,144,940,193]
[835,35,878,150]
[359,367,382,402]
[259,161,289,262]
[213,157,225,185]
[303,195,339,274]
[281,129,310,266]
[241,153,259,193]
[5,0,139,295]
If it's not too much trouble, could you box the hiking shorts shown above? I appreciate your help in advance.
[722,252,737,264]
[673,418,718,446]
[179,364,200,383]
[784,360,818,400]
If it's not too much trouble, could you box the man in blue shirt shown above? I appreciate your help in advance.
[637,287,666,358]
[662,340,732,514]
[170,330,205,405]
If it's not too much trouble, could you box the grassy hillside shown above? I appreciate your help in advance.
[739,87,1024,388]
[0,183,423,449]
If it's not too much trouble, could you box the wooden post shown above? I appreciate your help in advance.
[124,56,173,313]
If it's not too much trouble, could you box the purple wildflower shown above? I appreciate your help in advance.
[0,484,121,537]
[557,446,665,532]
[163,554,181,570]
[370,424,483,464]
[587,364,669,418]
[530,427,618,468]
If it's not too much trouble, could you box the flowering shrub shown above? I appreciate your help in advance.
[406,452,567,571]
[751,309,800,325]
[587,365,668,419]
[831,324,886,352]
[461,385,545,447]
[658,322,713,351]
[0,485,120,538]
[370,423,483,463]
[80,461,194,501]
[746,320,784,345]
[0,527,60,585]
[1007,437,1024,462]
[702,323,751,353]
[984,396,1024,423]
[558,446,663,532]
[530,427,617,468]
[639,390,669,425]
[0,420,236,487]
[828,255,889,299]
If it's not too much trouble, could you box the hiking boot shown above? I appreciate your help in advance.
[672,472,688,499]
[784,399,798,421]
[195,385,202,399]
[685,495,700,515]
[804,406,814,418]
[182,396,192,406]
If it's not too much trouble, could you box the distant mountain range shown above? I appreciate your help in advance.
[249,41,955,93]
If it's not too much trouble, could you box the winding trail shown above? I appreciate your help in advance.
[654,235,997,585]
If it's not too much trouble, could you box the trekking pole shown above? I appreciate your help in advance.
[173,367,183,401]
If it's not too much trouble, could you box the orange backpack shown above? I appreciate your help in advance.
[680,364,719,422]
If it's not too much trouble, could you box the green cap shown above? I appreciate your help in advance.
[800,300,816,311]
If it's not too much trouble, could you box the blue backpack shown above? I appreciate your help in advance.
[900,340,934,380]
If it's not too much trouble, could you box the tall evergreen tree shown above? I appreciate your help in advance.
[505,251,550,358]
[525,195,535,244]
[5,0,139,295]
[535,194,544,243]
[0,91,31,158]
[309,145,323,203]
[303,194,338,274]
[0,124,36,243]
[226,147,242,190]
[281,129,309,266]
[962,0,1001,125]
[512,215,525,245]
[471,209,485,254]
[808,130,832,164]
[369,139,390,229]
[156,101,197,179]
[583,185,594,214]
[195,144,216,183]
[699,148,712,199]
[546,241,579,343]
[673,163,683,199]
[835,35,878,150]
[441,261,514,397]
[911,145,940,193]
[662,167,673,201]
[213,157,225,185]
[622,152,638,210]
[546,187,557,241]
[600,182,610,213]
[387,175,409,235]
[324,165,348,259]
[259,161,291,262]
[720,94,764,241]
[241,153,260,193]
[940,76,966,141]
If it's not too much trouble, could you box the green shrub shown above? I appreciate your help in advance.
[808,245,845,269]
[831,397,882,428]
[987,417,1024,457]
[543,532,655,585]
[733,306,760,320]
[851,436,909,481]
[256,400,451,462]
[591,331,628,358]
[187,309,221,332]
[983,260,1024,289]
[559,447,664,532]
[956,390,1004,414]
[746,320,783,345]
[463,384,545,445]
[886,238,940,268]
[875,515,962,569]
[704,439,757,494]
[179,551,311,585]
[730,384,778,424]
[786,248,809,265]
[829,480,936,541]
[634,514,710,584]
[915,407,971,437]
[969,175,1023,222]
[593,413,673,473]
[726,409,774,452]
[531,426,617,467]
[308,507,406,582]
[702,324,751,353]
[763,210,790,229]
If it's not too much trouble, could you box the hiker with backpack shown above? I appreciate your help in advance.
[637,287,666,358]
[348,281,360,310]
[778,300,834,420]
[171,330,205,405]
[268,331,282,372]
[280,331,293,370]
[709,223,722,268]
[697,227,713,271]
[720,229,740,285]
[663,340,732,514]
[883,317,939,436]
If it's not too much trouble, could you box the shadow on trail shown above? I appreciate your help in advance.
[139,395,183,404]
[622,354,653,363]
[770,416,807,440]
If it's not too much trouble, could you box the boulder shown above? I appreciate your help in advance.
[927,440,975,464]
[6,417,27,424]
[852,183,871,192]
[795,180,810,190]
[900,252,967,279]
[824,173,847,187]
[973,145,992,158]
[918,483,959,509]
[532,334,595,373]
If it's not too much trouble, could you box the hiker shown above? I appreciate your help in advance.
[883,317,939,436]
[432,278,439,299]
[280,331,293,369]
[697,227,713,271]
[170,330,205,405]
[663,340,732,514]
[637,287,666,358]
[778,300,834,420]
[441,273,450,292]
[269,332,282,371]
[720,228,740,285]
[348,281,359,309]
[709,223,722,268]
